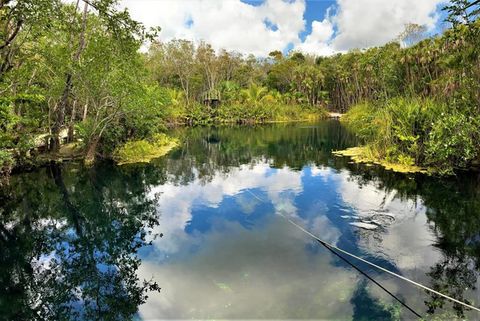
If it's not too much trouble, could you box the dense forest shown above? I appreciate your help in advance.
[0,0,479,178]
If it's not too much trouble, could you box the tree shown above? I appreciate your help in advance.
[397,23,427,47]
[49,0,152,151]
[268,50,283,61]
[160,40,197,105]
[0,162,162,320]
[0,0,60,80]
[50,0,89,151]
[443,0,480,25]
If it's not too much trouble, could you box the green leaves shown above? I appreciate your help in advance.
[341,97,480,173]
[443,0,480,26]
[426,112,479,172]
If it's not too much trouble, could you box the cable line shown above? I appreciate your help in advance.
[244,189,480,314]
[315,234,422,318]
[278,212,480,314]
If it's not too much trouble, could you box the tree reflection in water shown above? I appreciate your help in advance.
[343,165,480,318]
[0,162,161,321]
[168,123,480,319]
[1,121,480,320]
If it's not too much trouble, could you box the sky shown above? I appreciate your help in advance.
[120,0,448,57]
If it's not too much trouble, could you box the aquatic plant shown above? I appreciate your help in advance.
[113,133,178,165]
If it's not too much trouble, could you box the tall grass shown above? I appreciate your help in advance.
[342,97,480,173]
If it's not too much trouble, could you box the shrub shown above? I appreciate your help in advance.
[342,97,458,171]
[425,112,480,173]
[341,102,378,141]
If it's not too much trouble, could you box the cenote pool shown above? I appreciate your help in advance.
[1,120,479,321]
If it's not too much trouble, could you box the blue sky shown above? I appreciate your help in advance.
[122,0,447,56]
[241,0,338,41]
[300,0,337,39]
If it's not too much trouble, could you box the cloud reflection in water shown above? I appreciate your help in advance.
[137,161,442,320]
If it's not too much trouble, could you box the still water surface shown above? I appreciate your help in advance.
[1,121,479,320]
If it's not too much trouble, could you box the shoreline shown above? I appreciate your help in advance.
[6,117,336,175]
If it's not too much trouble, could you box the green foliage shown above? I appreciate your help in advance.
[343,97,480,173]
[425,112,480,173]
[0,162,162,320]
[1,0,480,176]
[113,133,178,165]
[341,102,378,141]
[0,98,17,136]
[0,149,13,175]
[443,0,480,26]
[336,19,480,174]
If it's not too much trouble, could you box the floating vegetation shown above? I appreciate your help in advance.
[333,147,429,174]
[114,133,179,165]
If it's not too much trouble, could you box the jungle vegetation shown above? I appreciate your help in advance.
[340,13,480,174]
[0,0,479,176]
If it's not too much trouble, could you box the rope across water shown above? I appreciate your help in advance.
[244,188,480,315]
[277,212,480,314]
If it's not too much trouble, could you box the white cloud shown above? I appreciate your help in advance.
[332,169,441,271]
[330,0,444,51]
[121,0,443,56]
[138,219,357,320]
[121,0,306,56]
[135,162,445,319]
[296,17,336,56]
[295,0,443,55]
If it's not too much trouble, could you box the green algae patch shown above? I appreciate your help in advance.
[114,133,179,165]
[333,146,430,174]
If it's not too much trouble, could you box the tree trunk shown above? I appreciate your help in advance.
[50,2,89,151]
[51,74,72,151]
[49,162,84,237]
[84,136,100,166]
[68,100,77,142]
[82,102,88,121]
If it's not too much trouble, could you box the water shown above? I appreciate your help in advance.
[1,120,479,321]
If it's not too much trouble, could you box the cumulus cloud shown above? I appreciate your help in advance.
[332,169,441,270]
[296,16,335,55]
[138,219,356,320]
[121,0,306,56]
[120,0,443,56]
[330,0,444,51]
[146,162,303,255]
[296,0,443,55]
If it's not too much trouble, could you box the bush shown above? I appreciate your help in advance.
[215,102,326,123]
[341,102,378,141]
[425,112,480,173]
[342,97,467,172]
